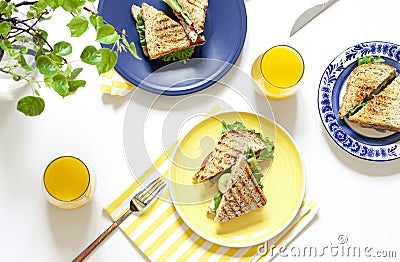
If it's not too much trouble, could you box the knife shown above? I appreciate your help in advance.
[290,0,339,37]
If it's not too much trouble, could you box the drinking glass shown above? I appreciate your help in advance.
[252,45,304,99]
[43,156,96,209]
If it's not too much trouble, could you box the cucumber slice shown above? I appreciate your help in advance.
[247,157,257,169]
[218,172,231,193]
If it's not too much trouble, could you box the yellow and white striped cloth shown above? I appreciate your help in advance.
[104,143,319,261]
[100,69,136,97]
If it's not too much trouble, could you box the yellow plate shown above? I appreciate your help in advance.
[170,112,305,247]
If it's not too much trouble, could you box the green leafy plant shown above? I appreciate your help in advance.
[0,0,139,116]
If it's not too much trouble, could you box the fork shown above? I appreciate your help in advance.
[72,177,166,262]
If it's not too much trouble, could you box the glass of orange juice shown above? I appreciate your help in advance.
[43,156,96,209]
[252,45,304,99]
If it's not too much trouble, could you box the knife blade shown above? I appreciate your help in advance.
[290,0,339,37]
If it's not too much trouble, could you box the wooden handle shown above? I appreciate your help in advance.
[73,222,118,262]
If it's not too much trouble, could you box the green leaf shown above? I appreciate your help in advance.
[243,148,256,159]
[43,75,53,87]
[160,47,194,62]
[27,11,35,19]
[80,45,101,65]
[349,100,370,116]
[70,68,83,80]
[54,41,72,56]
[121,32,140,60]
[68,79,86,93]
[96,48,118,74]
[129,42,141,60]
[357,56,386,66]
[47,0,63,10]
[67,15,88,37]
[258,137,275,160]
[0,1,14,17]
[213,192,222,212]
[0,39,12,51]
[34,29,48,46]
[221,121,248,134]
[19,46,28,54]
[33,0,47,14]
[62,0,86,12]
[89,14,103,30]
[17,96,45,116]
[51,74,69,97]
[248,157,263,185]
[96,24,120,44]
[19,55,34,72]
[48,52,63,65]
[36,56,58,76]
[64,64,72,76]
[6,49,20,59]
[0,21,11,37]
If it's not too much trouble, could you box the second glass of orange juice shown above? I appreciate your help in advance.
[252,45,304,99]
[43,156,96,209]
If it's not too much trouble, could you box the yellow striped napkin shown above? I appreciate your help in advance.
[100,69,136,96]
[104,142,319,261]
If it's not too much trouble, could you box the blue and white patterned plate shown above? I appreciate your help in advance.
[318,41,400,161]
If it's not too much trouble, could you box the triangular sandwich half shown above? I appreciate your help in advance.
[212,154,267,223]
[131,3,194,60]
[348,76,400,132]
[163,0,208,44]
[338,62,396,117]
[192,130,268,184]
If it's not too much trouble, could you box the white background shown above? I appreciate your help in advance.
[1,0,400,261]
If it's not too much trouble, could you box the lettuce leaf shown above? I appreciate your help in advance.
[221,121,251,134]
[258,137,274,160]
[357,56,385,66]
[135,11,148,54]
[213,192,222,212]
[160,47,194,62]
[349,100,370,116]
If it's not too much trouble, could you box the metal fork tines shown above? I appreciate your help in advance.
[73,177,166,262]
[131,177,166,211]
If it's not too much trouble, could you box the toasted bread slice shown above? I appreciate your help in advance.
[214,155,267,223]
[338,62,396,117]
[348,76,400,132]
[132,3,192,59]
[193,130,267,183]
[177,0,208,35]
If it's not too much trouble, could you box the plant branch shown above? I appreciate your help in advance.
[15,1,38,8]
[82,6,128,38]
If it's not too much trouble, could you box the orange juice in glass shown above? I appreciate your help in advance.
[43,156,96,209]
[252,45,304,99]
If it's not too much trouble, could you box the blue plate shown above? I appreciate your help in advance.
[318,41,400,161]
[98,0,247,95]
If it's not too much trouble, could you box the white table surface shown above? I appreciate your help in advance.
[1,0,400,261]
